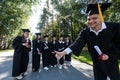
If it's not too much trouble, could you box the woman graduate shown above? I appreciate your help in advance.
[49,35,58,67]
[55,3,120,80]
[32,33,42,72]
[42,35,51,70]
[64,35,72,66]
[12,29,31,79]
[57,35,65,69]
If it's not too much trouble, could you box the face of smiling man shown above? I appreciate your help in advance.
[87,14,102,31]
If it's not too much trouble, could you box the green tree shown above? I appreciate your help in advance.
[38,0,120,41]
[0,0,40,50]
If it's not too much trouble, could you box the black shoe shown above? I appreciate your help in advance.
[15,75,23,79]
[32,69,38,72]
[21,72,28,76]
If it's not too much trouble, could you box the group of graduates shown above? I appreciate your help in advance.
[32,33,72,71]
[12,29,72,79]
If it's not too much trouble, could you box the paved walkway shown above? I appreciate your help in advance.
[0,50,94,80]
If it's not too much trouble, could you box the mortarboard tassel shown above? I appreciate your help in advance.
[98,3,104,22]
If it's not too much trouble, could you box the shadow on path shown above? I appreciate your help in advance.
[0,51,94,80]
[23,64,93,80]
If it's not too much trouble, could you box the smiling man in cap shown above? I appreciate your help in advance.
[55,3,120,80]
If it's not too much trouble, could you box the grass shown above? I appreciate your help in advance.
[72,51,93,65]
[72,51,120,68]
[0,49,13,53]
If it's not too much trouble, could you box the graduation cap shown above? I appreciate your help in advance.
[44,35,48,38]
[52,35,56,38]
[86,3,112,22]
[35,33,41,35]
[65,35,70,37]
[22,29,30,33]
[60,35,64,37]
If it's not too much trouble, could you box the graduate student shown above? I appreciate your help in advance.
[64,35,72,66]
[42,35,51,70]
[57,35,65,69]
[49,35,58,67]
[32,33,42,72]
[12,29,31,79]
[55,3,120,80]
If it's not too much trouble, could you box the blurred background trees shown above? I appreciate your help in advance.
[0,0,39,49]
[38,0,120,41]
[0,0,120,50]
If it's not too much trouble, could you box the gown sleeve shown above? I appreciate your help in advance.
[12,36,22,50]
[69,28,88,56]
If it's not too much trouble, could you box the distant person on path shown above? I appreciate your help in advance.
[12,29,31,79]
[32,33,42,72]
[55,3,120,80]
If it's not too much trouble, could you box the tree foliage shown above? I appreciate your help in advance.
[0,0,39,50]
[1,0,120,50]
[38,0,120,41]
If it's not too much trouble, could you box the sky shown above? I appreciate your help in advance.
[28,0,46,34]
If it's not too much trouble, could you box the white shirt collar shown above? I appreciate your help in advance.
[45,41,48,43]
[90,22,107,35]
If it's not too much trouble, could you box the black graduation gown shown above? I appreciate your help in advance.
[32,39,42,71]
[41,41,51,67]
[49,41,58,66]
[12,36,31,77]
[57,41,65,65]
[65,41,72,61]
[69,22,120,80]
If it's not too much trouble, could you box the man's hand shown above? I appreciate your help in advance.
[55,51,67,60]
[22,43,29,48]
[101,54,109,61]
[44,46,48,49]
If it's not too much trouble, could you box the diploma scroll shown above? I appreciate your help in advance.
[58,47,65,51]
[26,38,29,43]
[44,43,48,49]
[44,43,48,47]
[37,48,41,54]
[94,45,104,60]
[25,38,29,48]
